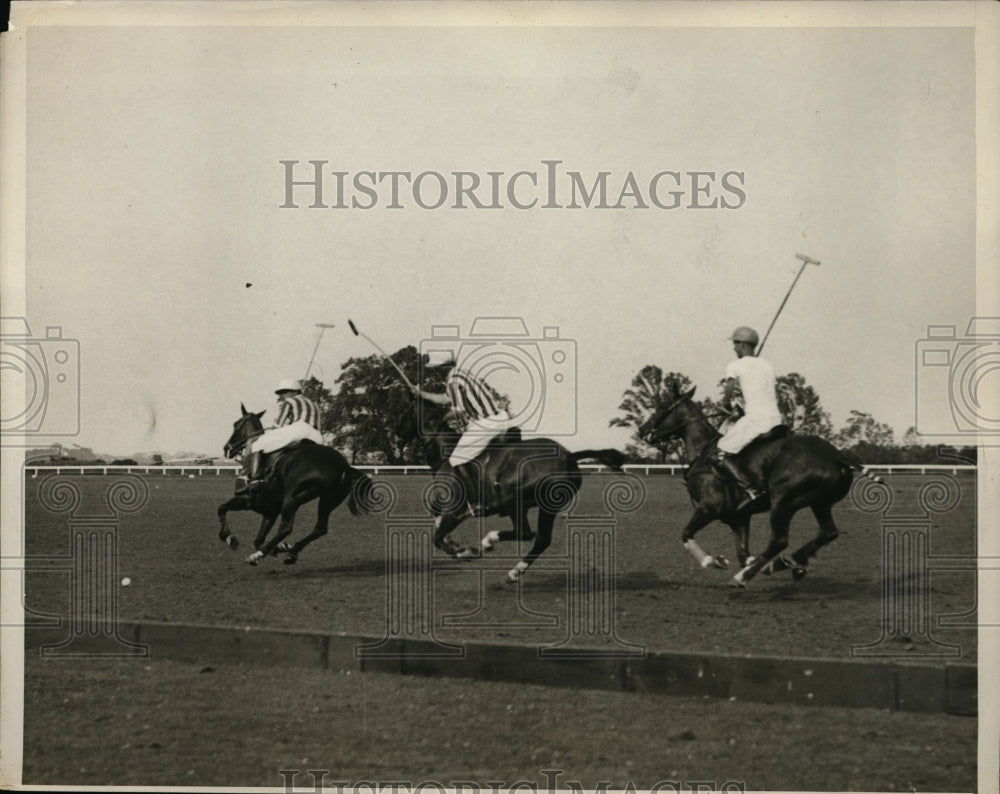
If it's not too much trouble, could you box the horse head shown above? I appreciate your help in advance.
[224,403,266,458]
[639,387,697,445]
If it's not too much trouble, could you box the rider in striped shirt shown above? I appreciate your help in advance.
[243,378,323,491]
[411,349,515,514]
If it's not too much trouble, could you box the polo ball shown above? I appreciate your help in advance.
[121,577,131,587]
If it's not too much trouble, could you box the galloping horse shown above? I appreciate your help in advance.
[638,387,879,587]
[397,396,626,582]
[218,405,375,565]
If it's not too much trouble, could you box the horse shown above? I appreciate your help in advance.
[218,404,376,565]
[396,396,626,582]
[637,387,880,588]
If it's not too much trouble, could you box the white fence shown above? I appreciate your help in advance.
[24,462,976,478]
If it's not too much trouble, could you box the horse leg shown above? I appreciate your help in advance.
[252,514,277,552]
[681,508,728,569]
[730,502,794,588]
[506,509,555,583]
[729,521,751,568]
[480,502,533,554]
[217,496,249,550]
[433,511,466,558]
[248,498,300,565]
[785,502,840,581]
[282,492,339,565]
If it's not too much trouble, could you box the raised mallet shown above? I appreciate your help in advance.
[347,319,415,390]
[758,253,821,354]
[303,322,337,381]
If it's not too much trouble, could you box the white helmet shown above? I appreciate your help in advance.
[275,378,302,394]
[729,326,760,346]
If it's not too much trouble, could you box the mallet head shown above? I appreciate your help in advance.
[348,319,359,336]
[795,253,821,266]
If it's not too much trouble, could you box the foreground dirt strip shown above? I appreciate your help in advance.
[25,620,976,715]
[22,653,977,790]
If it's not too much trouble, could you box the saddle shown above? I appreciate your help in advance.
[709,424,790,483]
[461,426,523,516]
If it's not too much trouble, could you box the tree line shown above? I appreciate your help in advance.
[295,352,974,466]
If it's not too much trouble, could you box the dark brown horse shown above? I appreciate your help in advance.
[218,405,376,565]
[397,396,626,582]
[638,387,880,587]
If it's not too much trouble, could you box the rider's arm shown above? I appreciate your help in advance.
[410,385,451,406]
[721,377,739,412]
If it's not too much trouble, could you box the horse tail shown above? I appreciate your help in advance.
[568,448,626,472]
[347,468,376,515]
[836,448,885,484]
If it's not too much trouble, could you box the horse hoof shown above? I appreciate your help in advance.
[713,555,729,569]
[246,551,264,566]
[283,553,298,565]
[224,535,239,550]
[729,575,747,589]
[763,555,793,576]
[481,530,501,553]
[456,547,478,560]
[792,565,808,581]
[276,541,294,553]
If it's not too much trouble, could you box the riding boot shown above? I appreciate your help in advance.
[454,462,486,517]
[718,454,764,512]
[240,451,267,495]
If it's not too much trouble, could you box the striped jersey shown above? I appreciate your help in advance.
[276,394,322,430]
[446,368,504,421]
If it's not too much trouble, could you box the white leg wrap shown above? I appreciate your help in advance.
[684,539,714,568]
[506,560,529,582]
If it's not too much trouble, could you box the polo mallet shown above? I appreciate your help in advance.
[347,319,415,390]
[303,322,337,381]
[757,253,821,354]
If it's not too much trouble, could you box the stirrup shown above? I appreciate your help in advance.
[736,489,765,512]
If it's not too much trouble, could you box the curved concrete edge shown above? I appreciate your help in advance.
[23,621,976,716]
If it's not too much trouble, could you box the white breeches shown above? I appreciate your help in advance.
[448,411,513,466]
[249,421,323,454]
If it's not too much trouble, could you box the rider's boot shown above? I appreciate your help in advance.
[454,462,488,517]
[238,451,267,496]
[718,454,764,512]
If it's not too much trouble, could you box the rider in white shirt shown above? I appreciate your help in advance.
[717,326,785,510]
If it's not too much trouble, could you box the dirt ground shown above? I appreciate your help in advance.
[17,471,980,791]
[21,654,976,791]
[23,471,979,661]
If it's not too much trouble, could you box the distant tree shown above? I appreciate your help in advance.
[324,346,451,464]
[833,410,896,449]
[775,373,834,439]
[610,366,697,462]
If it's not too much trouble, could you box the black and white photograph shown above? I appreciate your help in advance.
[1,2,997,791]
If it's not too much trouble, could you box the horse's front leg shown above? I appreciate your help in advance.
[681,508,728,569]
[246,514,280,565]
[217,496,251,550]
[728,521,751,568]
[433,512,466,558]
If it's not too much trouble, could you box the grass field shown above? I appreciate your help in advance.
[17,471,980,790]
[23,470,979,661]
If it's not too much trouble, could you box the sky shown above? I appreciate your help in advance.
[4,6,986,457]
